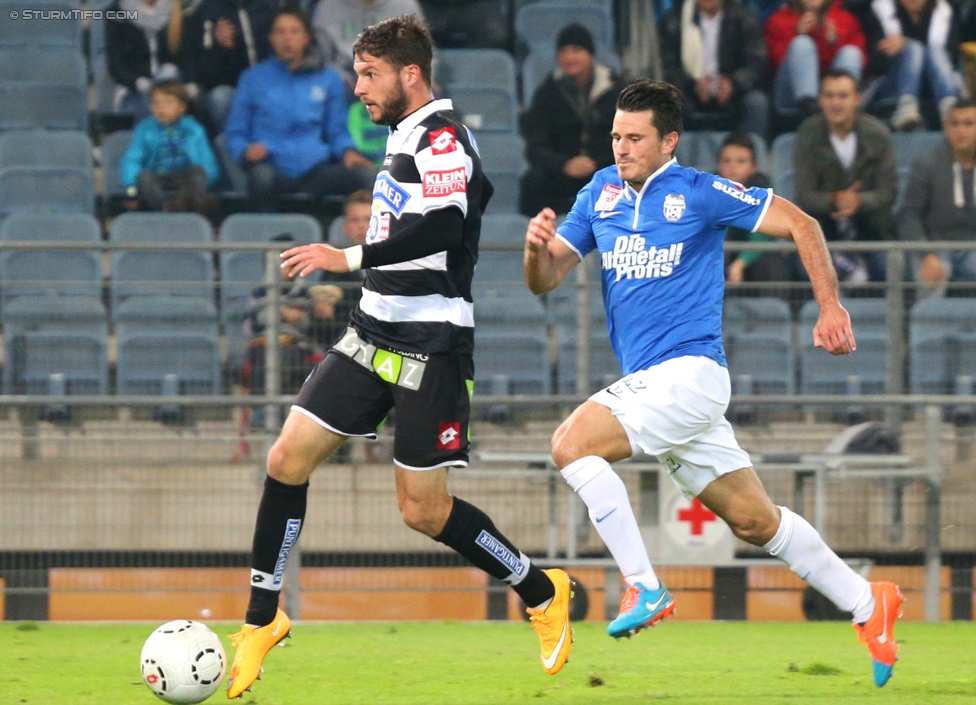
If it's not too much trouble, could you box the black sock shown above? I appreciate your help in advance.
[245,475,308,626]
[434,497,555,608]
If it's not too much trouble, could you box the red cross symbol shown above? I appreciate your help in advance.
[677,498,717,536]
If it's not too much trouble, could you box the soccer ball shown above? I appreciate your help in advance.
[140,620,226,704]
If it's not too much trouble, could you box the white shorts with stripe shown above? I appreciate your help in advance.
[590,355,752,497]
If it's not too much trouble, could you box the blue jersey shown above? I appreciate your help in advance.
[557,159,773,374]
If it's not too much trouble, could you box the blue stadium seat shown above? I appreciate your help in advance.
[114,295,219,337]
[0,83,87,131]
[679,131,769,175]
[0,46,86,83]
[514,1,615,59]
[470,131,526,213]
[0,130,92,169]
[474,290,550,396]
[7,330,108,396]
[101,130,133,202]
[117,330,222,396]
[480,213,530,248]
[1,248,101,301]
[549,289,621,394]
[218,213,321,244]
[437,49,518,98]
[892,131,945,210]
[0,166,94,216]
[449,85,519,132]
[910,297,976,395]
[0,1,82,47]
[799,299,887,395]
[723,297,794,395]
[110,212,213,242]
[0,212,100,242]
[1,294,108,394]
[110,214,215,307]
[472,249,525,298]
[770,132,795,202]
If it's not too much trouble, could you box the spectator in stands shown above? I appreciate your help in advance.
[793,69,898,283]
[120,80,220,215]
[659,0,770,139]
[859,0,963,131]
[519,24,627,217]
[180,0,276,133]
[313,189,370,348]
[719,132,792,298]
[244,233,317,397]
[312,0,424,84]
[422,0,509,49]
[898,99,976,293]
[106,0,185,119]
[765,0,866,117]
[224,8,376,213]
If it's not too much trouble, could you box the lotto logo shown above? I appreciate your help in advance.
[423,168,466,197]
[437,422,461,450]
[429,127,457,155]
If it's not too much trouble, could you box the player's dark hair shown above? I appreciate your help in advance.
[149,79,189,107]
[353,15,433,87]
[616,80,684,136]
[270,7,313,38]
[719,131,757,163]
[821,68,860,93]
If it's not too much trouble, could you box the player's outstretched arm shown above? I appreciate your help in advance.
[524,208,581,295]
[756,195,856,356]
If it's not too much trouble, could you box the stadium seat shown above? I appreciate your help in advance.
[0,130,93,169]
[892,131,945,210]
[218,213,321,244]
[0,48,88,131]
[114,295,219,337]
[436,49,518,98]
[474,290,550,396]
[910,297,976,396]
[480,213,530,248]
[112,249,215,309]
[101,130,134,203]
[0,212,100,242]
[470,131,526,213]
[0,1,82,48]
[549,288,621,394]
[770,132,795,202]
[472,249,525,297]
[799,299,887,395]
[723,296,794,395]
[0,46,86,84]
[1,294,109,395]
[679,131,769,175]
[0,166,95,216]
[117,330,222,396]
[449,86,519,132]
[514,1,615,59]
[110,211,213,242]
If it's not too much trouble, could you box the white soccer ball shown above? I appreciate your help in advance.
[140,620,226,704]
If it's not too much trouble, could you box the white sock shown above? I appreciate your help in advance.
[561,456,660,589]
[764,506,875,623]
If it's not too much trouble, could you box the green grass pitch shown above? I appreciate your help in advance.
[2,620,974,704]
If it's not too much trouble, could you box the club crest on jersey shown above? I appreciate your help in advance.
[373,176,410,217]
[663,194,686,222]
[365,213,390,244]
[594,183,624,212]
[429,127,457,155]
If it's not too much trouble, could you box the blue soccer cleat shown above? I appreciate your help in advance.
[608,581,676,638]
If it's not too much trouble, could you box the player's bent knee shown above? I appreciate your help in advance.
[399,500,444,537]
[551,423,583,469]
[266,440,315,486]
[726,511,779,546]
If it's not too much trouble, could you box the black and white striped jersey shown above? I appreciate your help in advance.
[350,98,491,356]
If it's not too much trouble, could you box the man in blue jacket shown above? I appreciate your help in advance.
[224,7,376,213]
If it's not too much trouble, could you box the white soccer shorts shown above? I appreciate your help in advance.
[590,355,752,497]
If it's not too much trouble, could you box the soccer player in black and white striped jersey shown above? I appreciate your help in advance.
[226,16,574,699]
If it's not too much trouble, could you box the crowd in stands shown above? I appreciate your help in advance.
[4,0,976,401]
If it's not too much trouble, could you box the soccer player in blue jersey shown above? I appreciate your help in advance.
[523,80,902,687]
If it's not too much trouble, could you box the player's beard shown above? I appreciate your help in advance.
[371,79,409,126]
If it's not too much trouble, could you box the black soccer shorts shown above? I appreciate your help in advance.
[293,327,473,470]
